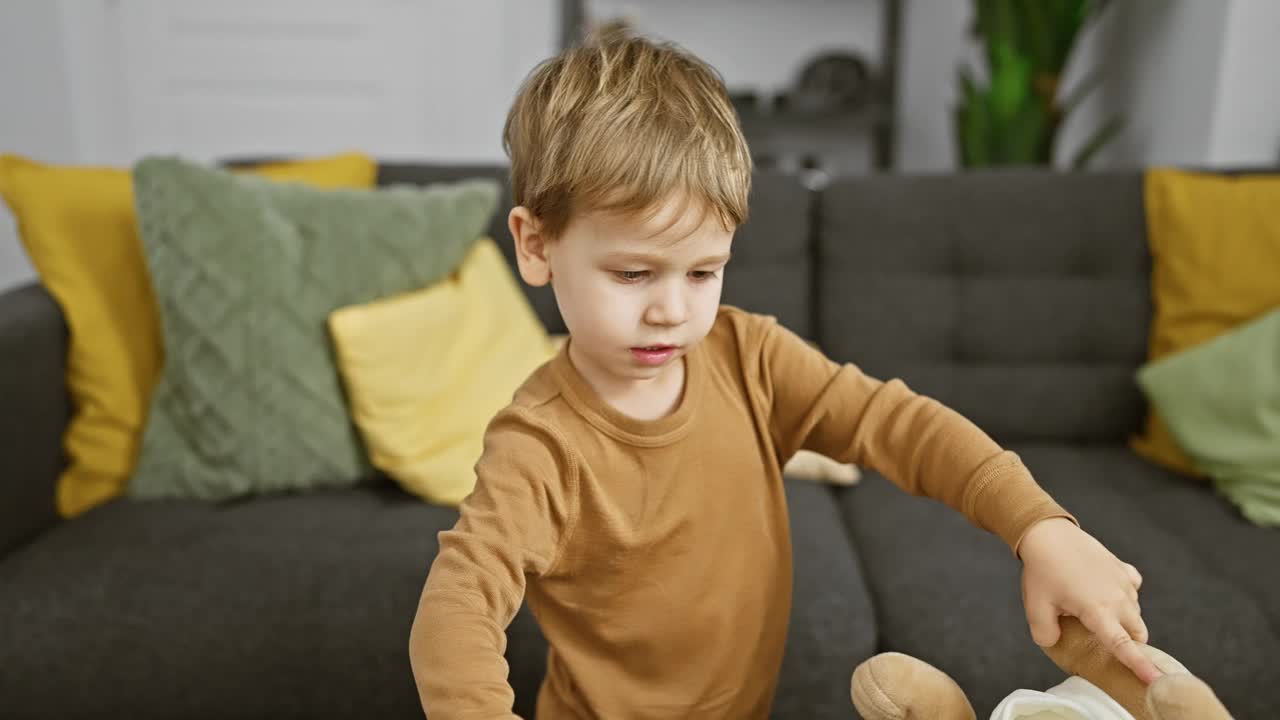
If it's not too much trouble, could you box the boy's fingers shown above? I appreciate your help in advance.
[1124,563,1143,590]
[1089,614,1161,684]
[1113,636,1161,685]
[1121,606,1149,645]
[1027,602,1061,647]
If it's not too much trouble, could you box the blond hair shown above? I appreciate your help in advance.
[502,30,752,240]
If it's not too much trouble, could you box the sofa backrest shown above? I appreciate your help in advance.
[816,171,1152,445]
[381,164,1155,445]
[378,164,814,337]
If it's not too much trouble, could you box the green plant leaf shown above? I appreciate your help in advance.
[957,0,1115,168]
[955,83,995,167]
[981,0,1021,72]
[989,42,1032,120]
[999,96,1048,164]
[956,105,990,167]
[958,65,981,101]
[1022,0,1055,71]
[974,0,997,38]
[1046,0,1090,68]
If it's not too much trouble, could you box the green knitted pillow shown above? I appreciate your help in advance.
[1137,307,1280,527]
[128,156,499,501]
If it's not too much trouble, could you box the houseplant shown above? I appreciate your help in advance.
[955,0,1120,169]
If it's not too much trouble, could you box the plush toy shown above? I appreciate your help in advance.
[850,617,1233,720]
[785,449,861,486]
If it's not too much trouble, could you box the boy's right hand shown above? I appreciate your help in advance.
[1018,517,1160,685]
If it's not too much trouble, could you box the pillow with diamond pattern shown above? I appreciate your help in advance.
[127,156,498,501]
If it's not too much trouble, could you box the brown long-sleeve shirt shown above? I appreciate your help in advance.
[409,306,1073,718]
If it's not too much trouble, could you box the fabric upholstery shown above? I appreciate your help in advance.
[820,168,1280,719]
[838,444,1280,718]
[128,157,497,501]
[1138,307,1280,527]
[0,478,871,720]
[818,171,1151,445]
[5,163,1278,719]
[0,481,462,719]
[772,479,878,719]
[0,284,66,556]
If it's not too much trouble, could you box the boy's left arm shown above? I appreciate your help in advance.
[754,317,1159,684]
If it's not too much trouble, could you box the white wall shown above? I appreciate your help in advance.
[1206,1,1280,166]
[61,0,558,165]
[0,0,558,291]
[1064,0,1233,169]
[893,0,972,172]
[0,0,78,291]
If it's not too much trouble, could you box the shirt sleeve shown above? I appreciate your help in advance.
[409,407,577,718]
[755,315,1075,555]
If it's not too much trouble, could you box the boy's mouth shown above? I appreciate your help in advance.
[630,344,678,366]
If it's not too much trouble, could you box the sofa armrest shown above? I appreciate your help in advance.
[0,283,67,557]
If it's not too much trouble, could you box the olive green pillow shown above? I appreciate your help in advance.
[127,156,499,501]
[1137,307,1280,527]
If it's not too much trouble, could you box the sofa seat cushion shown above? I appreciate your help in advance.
[773,479,878,718]
[0,478,873,719]
[837,444,1280,718]
[0,482,547,720]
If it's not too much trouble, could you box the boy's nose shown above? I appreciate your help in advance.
[644,284,689,327]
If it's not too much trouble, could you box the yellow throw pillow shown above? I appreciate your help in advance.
[0,152,376,516]
[329,237,557,506]
[1132,168,1280,476]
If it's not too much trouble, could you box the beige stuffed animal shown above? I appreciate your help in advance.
[785,449,860,485]
[850,617,1232,720]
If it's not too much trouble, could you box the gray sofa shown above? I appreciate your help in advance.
[1,165,1277,719]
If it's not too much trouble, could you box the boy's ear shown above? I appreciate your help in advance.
[509,206,553,287]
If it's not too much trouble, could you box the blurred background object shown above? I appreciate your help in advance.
[3,0,1280,291]
[570,0,904,181]
[954,0,1122,169]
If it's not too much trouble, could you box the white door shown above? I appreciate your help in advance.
[59,0,558,165]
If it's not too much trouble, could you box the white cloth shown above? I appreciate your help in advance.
[989,676,1136,720]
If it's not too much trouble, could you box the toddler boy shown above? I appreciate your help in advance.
[409,32,1156,719]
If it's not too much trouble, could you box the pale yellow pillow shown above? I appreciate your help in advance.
[329,238,557,505]
[1132,168,1280,477]
[0,152,377,516]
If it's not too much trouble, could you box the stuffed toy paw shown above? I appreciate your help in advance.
[784,449,861,485]
[850,617,1232,720]
[851,650,976,719]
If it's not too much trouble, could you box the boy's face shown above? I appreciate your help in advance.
[511,195,733,393]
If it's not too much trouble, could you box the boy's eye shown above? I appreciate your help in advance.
[690,270,719,281]
[613,270,648,282]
